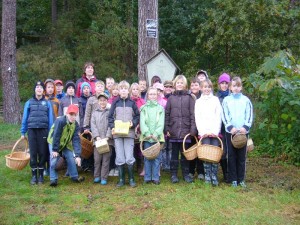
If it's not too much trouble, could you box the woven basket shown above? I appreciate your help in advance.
[247,138,254,152]
[5,137,30,170]
[140,136,161,160]
[182,134,198,160]
[197,136,223,163]
[231,133,247,149]
[80,132,93,159]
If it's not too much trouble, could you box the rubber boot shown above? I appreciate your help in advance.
[116,165,125,187]
[30,169,38,185]
[211,163,219,186]
[181,158,193,183]
[128,164,136,187]
[220,159,229,183]
[38,168,44,184]
[203,162,212,184]
[170,160,179,183]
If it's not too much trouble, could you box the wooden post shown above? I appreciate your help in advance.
[1,0,21,124]
[138,0,159,81]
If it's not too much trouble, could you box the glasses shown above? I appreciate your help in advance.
[164,86,173,88]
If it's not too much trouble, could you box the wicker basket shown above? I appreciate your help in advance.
[197,136,223,163]
[247,138,254,152]
[5,137,30,170]
[80,132,93,159]
[140,136,161,160]
[182,134,198,160]
[231,133,247,149]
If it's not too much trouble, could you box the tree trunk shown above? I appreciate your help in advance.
[138,0,159,81]
[52,0,57,25]
[1,0,21,124]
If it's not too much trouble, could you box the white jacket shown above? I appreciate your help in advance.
[195,93,222,136]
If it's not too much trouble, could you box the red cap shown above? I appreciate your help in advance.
[54,79,63,85]
[66,104,79,114]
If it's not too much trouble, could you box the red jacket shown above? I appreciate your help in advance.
[131,96,145,110]
[75,73,98,97]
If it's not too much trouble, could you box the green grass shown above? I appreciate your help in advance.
[0,122,21,147]
[0,121,299,224]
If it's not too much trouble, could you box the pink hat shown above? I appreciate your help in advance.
[218,73,231,84]
[153,82,164,91]
[67,104,79,114]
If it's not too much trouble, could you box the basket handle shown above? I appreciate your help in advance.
[140,136,159,152]
[80,131,93,140]
[182,133,198,152]
[11,137,29,156]
[231,132,244,142]
[199,135,223,151]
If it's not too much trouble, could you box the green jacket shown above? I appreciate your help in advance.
[139,100,165,143]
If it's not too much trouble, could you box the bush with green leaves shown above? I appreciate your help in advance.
[245,50,300,165]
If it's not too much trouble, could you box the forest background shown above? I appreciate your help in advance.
[0,0,299,164]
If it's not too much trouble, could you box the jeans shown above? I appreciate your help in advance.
[49,144,79,181]
[143,141,161,182]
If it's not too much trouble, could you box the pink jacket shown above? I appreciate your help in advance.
[131,96,145,110]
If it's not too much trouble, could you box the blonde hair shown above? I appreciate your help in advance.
[129,83,141,97]
[230,76,242,87]
[111,83,119,91]
[118,80,130,90]
[173,75,188,90]
[106,77,115,83]
[200,79,214,92]
[95,80,105,87]
[146,87,158,100]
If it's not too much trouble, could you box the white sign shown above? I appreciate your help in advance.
[146,19,158,38]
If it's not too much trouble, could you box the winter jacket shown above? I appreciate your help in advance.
[90,108,113,145]
[58,94,80,124]
[79,94,90,130]
[108,96,140,139]
[45,94,60,118]
[56,92,65,100]
[21,96,54,135]
[75,73,98,97]
[165,90,197,139]
[140,100,165,143]
[108,95,118,104]
[222,93,253,133]
[157,96,167,109]
[195,93,222,137]
[47,115,81,156]
[131,96,145,110]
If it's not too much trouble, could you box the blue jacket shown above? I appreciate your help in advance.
[20,96,54,135]
[222,93,253,133]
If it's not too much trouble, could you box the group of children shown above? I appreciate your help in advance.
[20,62,253,188]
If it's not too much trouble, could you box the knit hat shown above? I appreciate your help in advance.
[97,92,109,100]
[153,82,164,91]
[196,70,208,78]
[80,82,91,94]
[66,104,79,114]
[54,79,63,85]
[218,73,231,84]
[163,80,173,87]
[65,80,76,91]
[34,80,45,91]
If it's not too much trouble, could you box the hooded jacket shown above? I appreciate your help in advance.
[75,73,98,97]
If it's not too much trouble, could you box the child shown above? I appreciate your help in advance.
[108,80,140,187]
[216,73,231,183]
[44,79,60,118]
[139,79,148,100]
[91,93,112,185]
[189,77,205,181]
[165,75,197,183]
[47,104,85,186]
[108,83,119,104]
[58,80,80,124]
[140,87,165,184]
[152,83,167,109]
[163,80,173,99]
[105,77,115,97]
[196,69,208,81]
[20,81,54,185]
[130,83,145,110]
[222,77,253,187]
[76,62,98,97]
[195,79,222,186]
[54,80,65,100]
[79,82,92,132]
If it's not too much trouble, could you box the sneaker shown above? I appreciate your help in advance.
[109,169,115,176]
[232,181,238,187]
[197,174,205,180]
[184,175,194,183]
[171,175,179,183]
[50,180,58,187]
[239,181,247,188]
[43,169,49,177]
[101,180,107,185]
[94,177,100,183]
[152,180,160,185]
[114,169,119,177]
[188,173,194,178]
[72,176,85,183]
[144,180,152,184]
